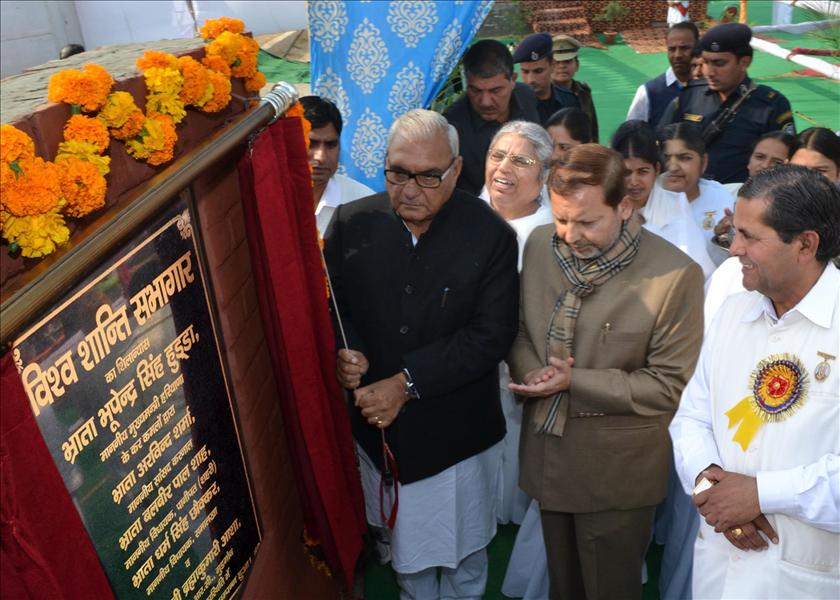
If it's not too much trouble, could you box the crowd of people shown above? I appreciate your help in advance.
[300,19,839,600]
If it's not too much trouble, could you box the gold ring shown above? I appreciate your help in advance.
[731,527,743,538]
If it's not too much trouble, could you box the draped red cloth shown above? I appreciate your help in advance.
[0,352,115,600]
[237,116,366,593]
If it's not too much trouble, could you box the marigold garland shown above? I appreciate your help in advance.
[0,156,63,217]
[200,17,245,40]
[58,157,107,217]
[125,113,176,166]
[136,50,179,71]
[201,70,232,113]
[202,55,232,78]
[47,64,113,112]
[244,71,267,93]
[178,56,211,106]
[3,16,266,259]
[1,124,36,164]
[63,115,110,153]
[3,205,70,258]
[55,140,111,176]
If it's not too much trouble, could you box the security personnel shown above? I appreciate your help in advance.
[513,33,579,125]
[551,35,599,142]
[660,23,795,183]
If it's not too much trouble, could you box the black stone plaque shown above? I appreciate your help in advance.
[12,198,260,600]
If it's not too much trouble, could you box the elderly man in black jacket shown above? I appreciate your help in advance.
[324,108,519,599]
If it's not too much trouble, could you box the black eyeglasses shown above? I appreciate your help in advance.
[384,159,456,189]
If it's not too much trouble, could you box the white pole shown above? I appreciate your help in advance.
[749,36,840,80]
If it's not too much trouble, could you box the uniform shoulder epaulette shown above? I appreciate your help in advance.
[752,84,782,103]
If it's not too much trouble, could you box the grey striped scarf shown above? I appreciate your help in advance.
[532,216,642,436]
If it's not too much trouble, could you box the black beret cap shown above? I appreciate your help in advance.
[512,33,553,63]
[699,23,752,53]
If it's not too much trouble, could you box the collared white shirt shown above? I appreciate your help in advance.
[315,173,375,233]
[671,262,840,532]
[626,67,682,122]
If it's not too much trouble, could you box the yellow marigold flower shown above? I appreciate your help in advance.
[47,64,114,112]
[55,140,111,176]
[126,114,177,166]
[0,156,62,216]
[3,206,70,258]
[58,157,107,217]
[63,115,110,153]
[110,109,145,141]
[97,91,140,128]
[205,31,242,65]
[1,124,36,165]
[178,56,211,106]
[136,50,179,71]
[200,17,245,40]
[144,67,184,96]
[202,54,232,78]
[147,93,187,124]
[201,70,232,113]
[244,71,267,93]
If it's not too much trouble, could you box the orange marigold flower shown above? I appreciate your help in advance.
[0,157,62,216]
[111,109,145,141]
[136,50,179,71]
[63,115,110,153]
[201,70,232,113]
[146,114,177,166]
[47,64,114,112]
[1,124,36,165]
[202,54,231,78]
[200,17,245,40]
[231,36,260,78]
[205,31,242,65]
[58,157,107,217]
[244,71,266,93]
[178,56,211,105]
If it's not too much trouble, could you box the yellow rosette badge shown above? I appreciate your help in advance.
[726,354,809,451]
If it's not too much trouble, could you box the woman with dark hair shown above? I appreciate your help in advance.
[659,123,735,249]
[792,127,840,183]
[544,107,592,164]
[612,120,714,277]
[711,130,798,260]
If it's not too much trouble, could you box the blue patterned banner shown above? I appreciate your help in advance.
[309,0,494,192]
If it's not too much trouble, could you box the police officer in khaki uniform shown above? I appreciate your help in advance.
[550,35,599,142]
[660,23,795,184]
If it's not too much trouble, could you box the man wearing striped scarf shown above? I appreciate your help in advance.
[508,144,705,599]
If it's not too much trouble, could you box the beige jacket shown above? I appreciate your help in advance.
[509,225,704,513]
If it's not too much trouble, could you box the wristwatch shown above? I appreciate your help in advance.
[401,368,420,400]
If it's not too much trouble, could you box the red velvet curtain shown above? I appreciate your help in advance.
[237,116,366,593]
[0,352,115,600]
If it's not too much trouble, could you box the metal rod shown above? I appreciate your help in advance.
[0,83,298,346]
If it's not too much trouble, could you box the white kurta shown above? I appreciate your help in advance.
[670,263,840,599]
[358,442,502,574]
[314,173,375,233]
[641,182,717,279]
[687,178,735,244]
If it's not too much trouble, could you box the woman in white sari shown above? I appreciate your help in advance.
[481,121,554,527]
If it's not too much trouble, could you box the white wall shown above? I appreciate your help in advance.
[1,0,308,79]
[74,0,308,48]
[1,1,83,79]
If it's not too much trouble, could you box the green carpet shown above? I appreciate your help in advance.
[574,36,839,145]
[363,524,665,600]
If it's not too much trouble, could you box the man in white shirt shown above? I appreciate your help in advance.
[626,22,699,128]
[300,96,374,233]
[670,164,840,599]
